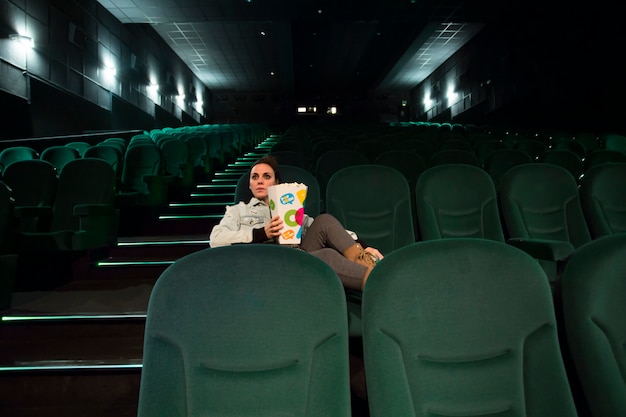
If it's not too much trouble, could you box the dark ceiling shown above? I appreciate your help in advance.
[97,0,507,99]
[97,1,623,106]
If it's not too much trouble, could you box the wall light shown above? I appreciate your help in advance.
[446,85,459,107]
[423,93,433,110]
[103,65,117,77]
[9,34,34,48]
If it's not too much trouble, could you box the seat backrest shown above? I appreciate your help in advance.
[137,244,351,417]
[40,145,81,172]
[482,148,533,187]
[437,138,472,152]
[428,150,480,167]
[352,139,392,163]
[514,139,547,159]
[65,141,91,157]
[415,164,504,241]
[374,150,426,190]
[584,149,626,170]
[579,162,626,238]
[537,149,584,180]
[561,233,626,417]
[183,134,208,168]
[269,150,310,171]
[0,180,14,253]
[362,238,578,417]
[395,139,434,161]
[1,159,57,208]
[234,164,321,217]
[314,150,369,199]
[51,158,116,231]
[326,164,415,254]
[0,146,38,173]
[120,143,164,194]
[474,139,506,164]
[159,138,190,176]
[101,137,127,155]
[83,144,123,179]
[499,163,591,248]
[603,133,626,153]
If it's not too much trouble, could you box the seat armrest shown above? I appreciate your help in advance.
[506,237,575,261]
[73,203,114,217]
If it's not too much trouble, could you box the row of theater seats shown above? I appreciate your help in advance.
[0,123,268,293]
[231,159,625,288]
[0,122,268,233]
[138,235,626,417]
[270,128,626,187]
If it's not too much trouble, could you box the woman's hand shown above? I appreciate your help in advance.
[264,215,284,239]
[365,246,384,261]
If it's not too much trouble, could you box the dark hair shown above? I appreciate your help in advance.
[251,155,281,183]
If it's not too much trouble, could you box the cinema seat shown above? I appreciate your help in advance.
[415,164,504,241]
[482,148,533,187]
[83,144,123,187]
[561,233,626,417]
[0,146,38,174]
[1,159,58,232]
[116,143,169,208]
[498,163,591,283]
[65,141,91,157]
[579,162,626,238]
[40,145,81,172]
[159,138,194,201]
[17,158,118,252]
[138,244,351,417]
[326,164,415,255]
[537,149,584,181]
[428,149,480,167]
[0,180,16,309]
[314,150,369,211]
[362,239,578,417]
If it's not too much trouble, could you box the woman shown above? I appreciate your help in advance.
[210,155,383,290]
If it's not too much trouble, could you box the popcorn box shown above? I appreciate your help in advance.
[268,183,308,244]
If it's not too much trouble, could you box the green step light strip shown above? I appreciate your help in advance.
[117,239,209,247]
[97,260,175,267]
[2,313,146,322]
[168,201,228,207]
[0,362,143,372]
[158,214,224,220]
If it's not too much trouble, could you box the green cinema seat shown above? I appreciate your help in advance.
[561,233,626,417]
[138,244,351,417]
[362,239,579,417]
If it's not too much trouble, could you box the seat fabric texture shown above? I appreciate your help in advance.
[561,233,626,417]
[362,238,578,417]
[415,164,504,241]
[326,164,415,254]
[138,244,351,417]
[579,162,626,238]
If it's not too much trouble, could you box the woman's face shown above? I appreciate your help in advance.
[249,163,277,202]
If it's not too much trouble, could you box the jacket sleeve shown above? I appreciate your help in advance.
[209,204,255,247]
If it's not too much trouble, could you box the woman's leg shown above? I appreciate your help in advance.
[308,248,367,290]
[300,213,356,253]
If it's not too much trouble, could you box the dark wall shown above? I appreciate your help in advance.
[112,96,155,132]
[29,78,111,137]
[0,89,31,140]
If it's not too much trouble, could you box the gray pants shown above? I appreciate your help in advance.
[300,213,367,290]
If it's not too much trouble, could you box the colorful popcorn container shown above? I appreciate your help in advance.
[267,183,308,244]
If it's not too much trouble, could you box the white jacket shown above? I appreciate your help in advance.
[209,198,313,247]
